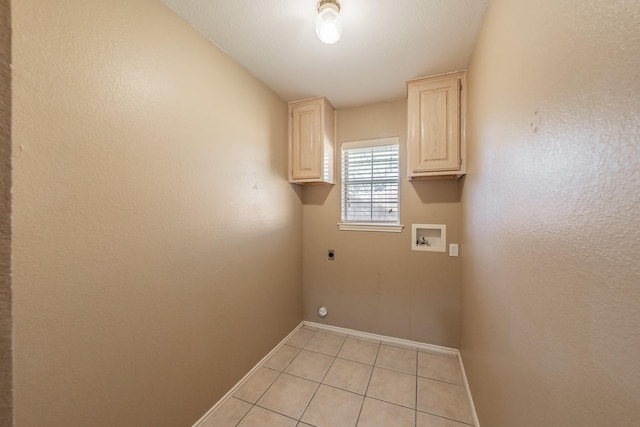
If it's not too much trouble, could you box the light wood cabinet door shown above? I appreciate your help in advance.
[407,71,466,179]
[289,97,335,184]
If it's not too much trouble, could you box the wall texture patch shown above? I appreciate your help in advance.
[0,0,10,424]
[461,0,640,426]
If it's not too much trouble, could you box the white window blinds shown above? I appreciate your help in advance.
[341,138,400,223]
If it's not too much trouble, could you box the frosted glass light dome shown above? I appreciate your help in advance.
[316,1,342,44]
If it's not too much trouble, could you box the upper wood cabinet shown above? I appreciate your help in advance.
[407,71,466,180]
[288,97,336,184]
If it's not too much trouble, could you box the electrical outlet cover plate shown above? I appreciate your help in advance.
[449,243,459,257]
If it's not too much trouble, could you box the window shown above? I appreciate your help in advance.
[339,137,403,232]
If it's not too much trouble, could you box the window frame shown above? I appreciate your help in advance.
[337,137,404,233]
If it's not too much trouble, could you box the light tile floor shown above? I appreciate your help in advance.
[201,326,475,427]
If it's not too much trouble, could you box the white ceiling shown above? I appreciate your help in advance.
[161,0,490,109]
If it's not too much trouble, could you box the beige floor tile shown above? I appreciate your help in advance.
[234,367,280,403]
[356,397,416,427]
[237,406,297,427]
[337,337,380,365]
[257,373,319,419]
[287,328,317,348]
[284,350,334,382]
[301,385,364,427]
[385,341,421,351]
[264,345,300,371]
[366,367,416,409]
[322,357,373,395]
[418,349,457,357]
[417,378,474,425]
[348,335,380,344]
[200,397,251,427]
[303,331,347,356]
[375,344,417,375]
[416,411,472,427]
[208,330,477,427]
[417,352,462,385]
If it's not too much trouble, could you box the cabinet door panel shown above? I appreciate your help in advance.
[409,76,461,174]
[419,88,449,161]
[292,103,322,180]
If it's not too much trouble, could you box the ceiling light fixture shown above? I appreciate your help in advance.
[316,0,343,44]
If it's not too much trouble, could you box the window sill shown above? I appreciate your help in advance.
[337,223,405,233]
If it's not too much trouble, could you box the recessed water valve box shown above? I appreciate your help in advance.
[412,224,446,252]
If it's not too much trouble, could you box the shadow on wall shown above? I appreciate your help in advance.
[298,178,462,206]
[302,184,334,205]
[291,183,304,203]
[410,179,463,204]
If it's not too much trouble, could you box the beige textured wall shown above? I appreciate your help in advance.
[0,0,10,425]
[12,1,302,426]
[461,0,640,426]
[303,100,462,347]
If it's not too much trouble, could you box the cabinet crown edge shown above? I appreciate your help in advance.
[288,96,336,110]
[406,70,467,93]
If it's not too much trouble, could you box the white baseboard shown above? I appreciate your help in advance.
[458,351,481,427]
[192,322,304,427]
[303,321,459,356]
[193,321,480,426]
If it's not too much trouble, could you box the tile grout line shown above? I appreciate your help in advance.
[265,330,316,422]
[236,342,308,427]
[232,364,293,407]
[259,342,381,396]
[192,322,306,427]
[365,394,417,412]
[296,332,349,425]
[251,402,306,425]
[260,348,379,397]
[201,323,477,427]
[353,338,382,426]
[374,343,420,376]
[352,345,420,412]
[236,328,316,426]
[251,343,466,426]
[418,375,466,386]
[415,347,419,427]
